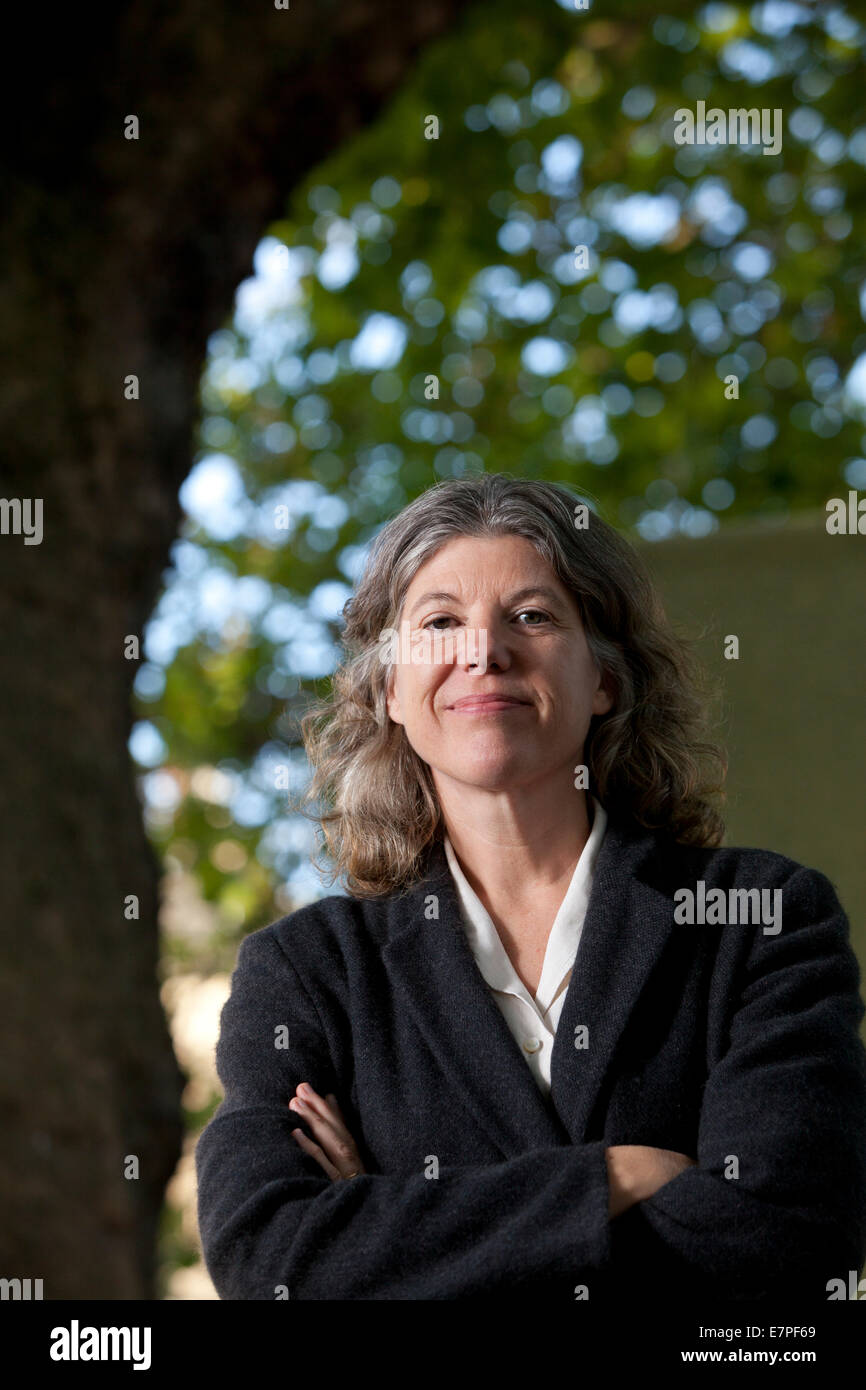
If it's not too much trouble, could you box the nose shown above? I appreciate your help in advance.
[461,615,512,674]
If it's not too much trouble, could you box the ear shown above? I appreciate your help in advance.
[385,666,404,726]
[592,670,615,717]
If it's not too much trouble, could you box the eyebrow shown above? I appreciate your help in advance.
[406,585,568,618]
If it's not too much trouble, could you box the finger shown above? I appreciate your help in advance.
[289,1094,341,1140]
[296,1085,347,1130]
[289,1098,359,1174]
[325,1092,348,1121]
[291,1095,355,1162]
[300,1124,359,1181]
[290,1087,365,1177]
[290,1128,341,1182]
[294,1085,336,1122]
[292,1092,353,1149]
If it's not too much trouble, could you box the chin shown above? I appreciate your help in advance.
[441,756,531,790]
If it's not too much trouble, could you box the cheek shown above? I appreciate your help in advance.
[414,673,450,733]
[390,665,433,721]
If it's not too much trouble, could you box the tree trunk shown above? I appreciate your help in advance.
[0,0,475,1298]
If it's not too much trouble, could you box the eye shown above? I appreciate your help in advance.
[515,609,551,625]
[421,609,552,630]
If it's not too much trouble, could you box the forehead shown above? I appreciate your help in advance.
[402,534,579,612]
[406,533,554,584]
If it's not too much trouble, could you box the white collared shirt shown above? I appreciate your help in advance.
[442,797,608,1096]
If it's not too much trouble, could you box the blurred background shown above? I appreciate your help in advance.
[147,0,866,1296]
[3,0,864,1300]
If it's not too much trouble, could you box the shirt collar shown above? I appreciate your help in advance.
[442,797,608,1014]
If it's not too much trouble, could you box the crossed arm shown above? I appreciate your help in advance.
[196,864,866,1300]
[288,1081,696,1218]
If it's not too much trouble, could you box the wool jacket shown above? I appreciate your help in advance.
[195,812,866,1301]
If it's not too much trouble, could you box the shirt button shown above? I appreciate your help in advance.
[523,1036,542,1054]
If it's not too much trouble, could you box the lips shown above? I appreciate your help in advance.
[448,694,530,710]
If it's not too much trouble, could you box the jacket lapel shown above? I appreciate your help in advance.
[549,817,676,1140]
[383,815,676,1157]
[384,845,570,1155]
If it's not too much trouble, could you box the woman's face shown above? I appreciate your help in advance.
[385,534,613,801]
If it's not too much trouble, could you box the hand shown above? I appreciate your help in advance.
[288,1082,367,1182]
[605,1144,697,1218]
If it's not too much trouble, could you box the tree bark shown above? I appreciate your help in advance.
[0,0,475,1298]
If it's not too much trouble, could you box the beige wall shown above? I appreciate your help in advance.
[636,510,866,1031]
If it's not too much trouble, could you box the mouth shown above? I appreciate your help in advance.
[447,696,531,713]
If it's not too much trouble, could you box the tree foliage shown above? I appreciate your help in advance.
[137,0,866,945]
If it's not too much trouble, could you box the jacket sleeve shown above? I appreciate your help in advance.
[607,864,866,1301]
[195,923,612,1300]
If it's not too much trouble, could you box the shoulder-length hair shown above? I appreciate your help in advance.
[295,472,727,898]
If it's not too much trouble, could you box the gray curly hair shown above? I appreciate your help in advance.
[295,472,727,897]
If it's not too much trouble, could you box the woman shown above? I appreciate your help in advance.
[195,472,866,1301]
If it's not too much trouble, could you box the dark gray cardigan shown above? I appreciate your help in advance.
[195,812,866,1300]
